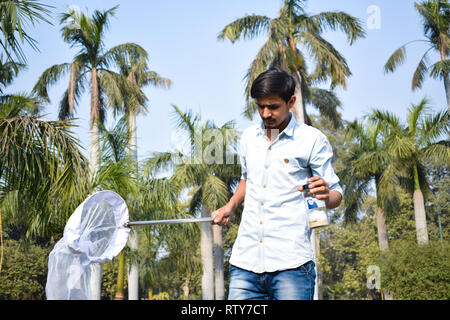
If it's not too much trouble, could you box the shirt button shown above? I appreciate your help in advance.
[264,165,268,169]
[260,221,263,225]
[259,239,263,243]
[268,146,272,151]
[263,184,266,188]
[261,202,264,206]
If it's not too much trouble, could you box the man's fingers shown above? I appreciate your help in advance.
[307,176,320,183]
[211,211,222,224]
[314,194,328,200]
[310,185,328,194]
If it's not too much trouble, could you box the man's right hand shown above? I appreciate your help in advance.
[211,203,234,226]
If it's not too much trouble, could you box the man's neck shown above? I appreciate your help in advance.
[264,113,291,143]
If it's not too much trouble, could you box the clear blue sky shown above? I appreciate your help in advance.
[9,0,446,160]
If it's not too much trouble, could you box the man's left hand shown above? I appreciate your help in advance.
[297,176,330,201]
[297,176,342,209]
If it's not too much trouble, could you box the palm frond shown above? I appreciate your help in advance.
[308,87,342,128]
[384,45,407,74]
[201,173,229,211]
[0,0,53,64]
[102,42,148,70]
[407,98,430,135]
[99,69,147,116]
[243,38,275,104]
[139,71,172,90]
[412,49,433,90]
[297,30,351,89]
[31,63,71,102]
[419,140,450,167]
[429,59,450,80]
[308,11,366,45]
[417,109,449,147]
[170,104,200,141]
[0,93,42,117]
[0,54,26,93]
[217,15,271,43]
[0,115,88,237]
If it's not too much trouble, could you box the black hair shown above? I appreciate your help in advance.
[250,67,296,103]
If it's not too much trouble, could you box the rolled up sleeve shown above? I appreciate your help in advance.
[238,132,247,181]
[309,134,343,198]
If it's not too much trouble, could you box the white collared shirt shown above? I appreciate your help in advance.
[230,113,343,273]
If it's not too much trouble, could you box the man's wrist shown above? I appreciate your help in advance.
[226,198,239,213]
[325,190,342,209]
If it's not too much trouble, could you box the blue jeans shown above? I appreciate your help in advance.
[228,261,316,300]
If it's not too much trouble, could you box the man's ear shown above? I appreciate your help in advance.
[288,95,296,109]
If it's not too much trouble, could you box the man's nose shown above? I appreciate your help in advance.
[262,107,272,118]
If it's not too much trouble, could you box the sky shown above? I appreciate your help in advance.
[8,0,447,161]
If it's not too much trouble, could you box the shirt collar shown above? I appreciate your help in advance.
[258,112,297,138]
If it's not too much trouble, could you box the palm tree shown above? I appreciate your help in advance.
[344,119,391,252]
[145,105,241,299]
[106,52,171,299]
[370,99,449,245]
[32,5,146,177]
[0,115,88,240]
[384,0,450,111]
[32,6,147,298]
[0,0,52,65]
[217,0,365,126]
[110,50,172,160]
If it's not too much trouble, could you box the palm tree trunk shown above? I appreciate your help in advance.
[376,206,394,299]
[89,66,102,300]
[68,63,76,115]
[443,73,450,112]
[440,49,450,112]
[89,66,100,176]
[413,165,429,245]
[200,204,214,300]
[126,83,139,300]
[114,250,126,300]
[126,115,139,299]
[376,207,389,251]
[212,224,224,300]
[292,71,306,124]
[127,228,139,299]
[129,111,137,160]
[286,38,307,123]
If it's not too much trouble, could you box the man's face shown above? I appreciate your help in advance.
[256,94,296,130]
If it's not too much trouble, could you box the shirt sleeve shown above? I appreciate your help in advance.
[238,131,247,181]
[308,133,343,198]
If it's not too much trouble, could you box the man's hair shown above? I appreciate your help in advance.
[250,67,296,103]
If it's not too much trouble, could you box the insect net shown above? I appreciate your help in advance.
[46,190,130,300]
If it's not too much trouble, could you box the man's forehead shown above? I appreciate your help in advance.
[255,94,284,105]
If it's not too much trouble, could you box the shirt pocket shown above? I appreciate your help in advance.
[277,156,304,176]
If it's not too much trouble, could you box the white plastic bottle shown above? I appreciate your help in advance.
[302,184,329,228]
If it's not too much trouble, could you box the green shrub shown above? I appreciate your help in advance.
[379,240,450,300]
[0,240,51,299]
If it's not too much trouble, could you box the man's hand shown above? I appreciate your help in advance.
[297,176,342,209]
[211,179,246,226]
[211,203,234,226]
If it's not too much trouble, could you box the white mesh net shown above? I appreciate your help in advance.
[46,190,130,300]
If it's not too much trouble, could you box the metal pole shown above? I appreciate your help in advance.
[126,217,214,227]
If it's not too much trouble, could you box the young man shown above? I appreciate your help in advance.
[211,67,343,300]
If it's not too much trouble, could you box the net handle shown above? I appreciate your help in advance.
[125,216,214,227]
